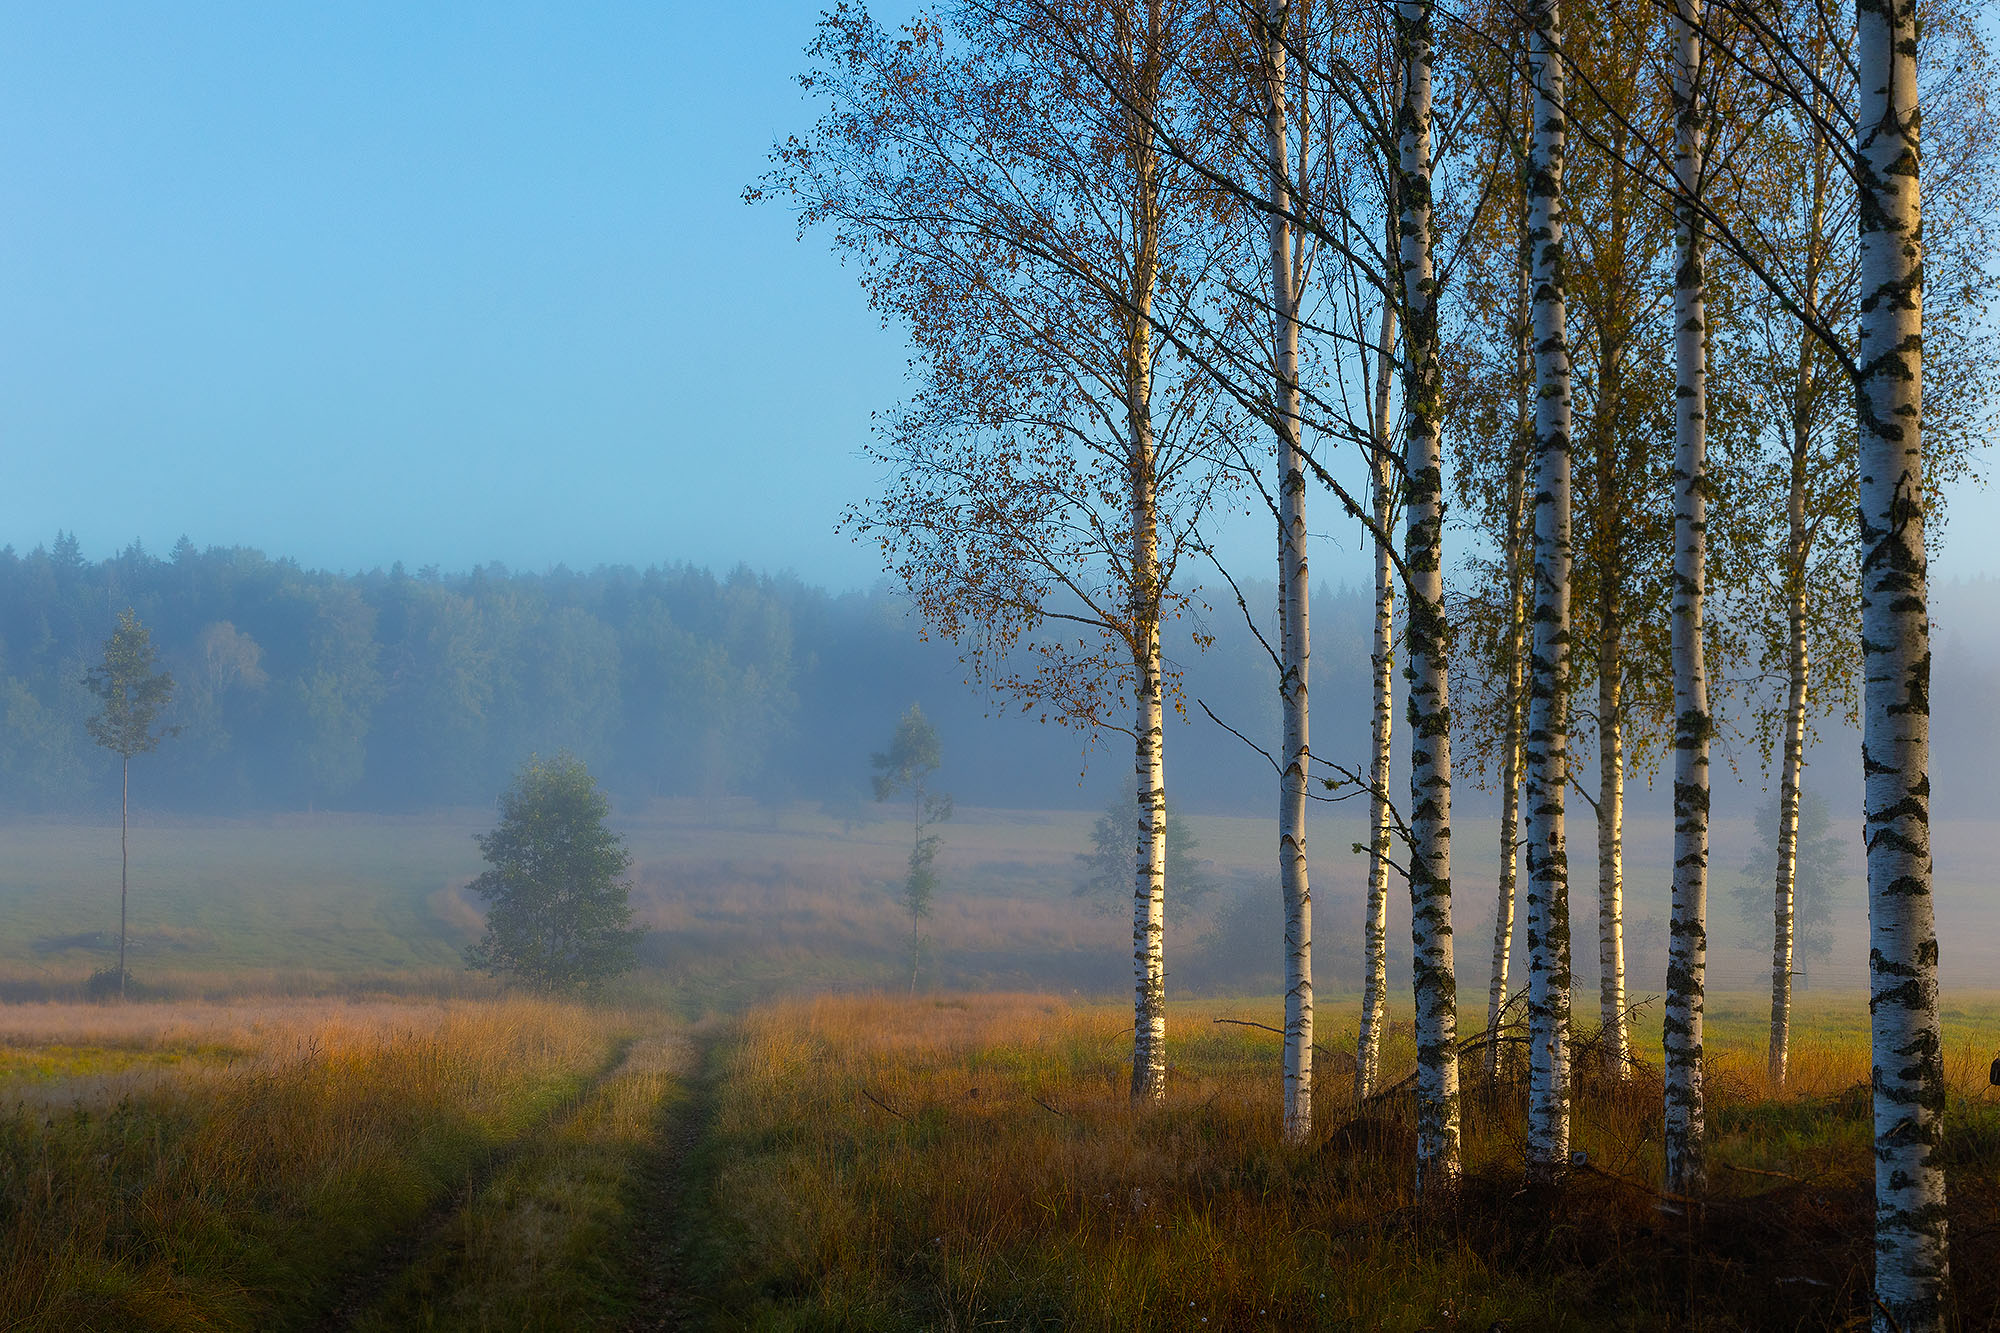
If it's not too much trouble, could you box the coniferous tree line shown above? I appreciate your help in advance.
[0,532,1406,816]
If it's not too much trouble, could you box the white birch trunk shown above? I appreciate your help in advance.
[1663,0,1711,1200]
[1856,0,1948,1321]
[1264,1,1313,1142]
[1356,300,1398,1107]
[1596,624,1629,1077]
[1131,482,1168,1104]
[1397,0,1460,1192]
[1770,168,1827,1092]
[119,756,129,1001]
[1589,138,1633,1085]
[1128,109,1168,1104]
[1487,222,1532,1085]
[1769,419,1809,1090]
[1523,0,1574,1182]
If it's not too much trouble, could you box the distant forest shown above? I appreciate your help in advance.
[0,533,1393,816]
[8,532,2000,820]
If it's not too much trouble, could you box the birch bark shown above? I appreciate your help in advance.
[1662,0,1711,1200]
[1130,433,1169,1104]
[1585,164,1633,1078]
[1769,376,1811,1089]
[1855,0,1948,1321]
[1487,213,1532,1084]
[1523,0,1574,1182]
[1129,95,1168,1103]
[1396,0,1460,1192]
[1356,300,1398,1106]
[1352,298,1400,1096]
[1769,160,1828,1091]
[1264,0,1313,1142]
[1595,572,1628,1078]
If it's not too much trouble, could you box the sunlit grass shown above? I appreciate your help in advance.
[0,997,639,1331]
[354,1026,697,1331]
[691,990,2000,1331]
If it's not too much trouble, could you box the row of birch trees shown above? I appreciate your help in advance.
[762,0,1996,1326]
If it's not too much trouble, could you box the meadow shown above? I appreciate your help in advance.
[690,992,2000,1331]
[0,997,672,1330]
[10,799,1999,1006]
[4,805,2000,1329]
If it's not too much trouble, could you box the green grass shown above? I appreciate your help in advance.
[0,813,490,987]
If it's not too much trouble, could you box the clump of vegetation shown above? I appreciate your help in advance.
[84,965,142,1002]
[464,754,644,995]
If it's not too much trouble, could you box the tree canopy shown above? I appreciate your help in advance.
[463,753,643,994]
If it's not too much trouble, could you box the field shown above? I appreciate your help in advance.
[4,807,2000,1329]
[9,800,2000,1006]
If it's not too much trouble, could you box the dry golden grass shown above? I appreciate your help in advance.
[694,991,2000,1331]
[354,1026,699,1331]
[0,996,638,1331]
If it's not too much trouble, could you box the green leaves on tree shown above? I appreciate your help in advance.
[463,753,643,995]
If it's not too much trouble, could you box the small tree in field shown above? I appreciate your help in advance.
[464,754,641,994]
[83,608,179,1000]
[872,704,951,994]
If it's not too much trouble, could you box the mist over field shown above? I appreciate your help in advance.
[4,536,2000,1003]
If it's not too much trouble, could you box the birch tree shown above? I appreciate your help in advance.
[1708,41,1857,1084]
[764,0,1239,1102]
[1355,297,1401,1104]
[1438,32,1532,1087]
[871,704,953,993]
[1853,0,1943,1317]
[1662,0,1712,1199]
[992,2,1489,1163]
[1396,0,1462,1193]
[1259,0,1315,1143]
[1522,0,1575,1182]
[1483,369,1529,1089]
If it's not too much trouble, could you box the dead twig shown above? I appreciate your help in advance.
[1210,1016,1339,1058]
[1718,1161,1814,1186]
[860,1088,909,1122]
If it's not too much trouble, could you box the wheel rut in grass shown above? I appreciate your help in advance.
[311,1034,639,1332]
[622,1025,725,1332]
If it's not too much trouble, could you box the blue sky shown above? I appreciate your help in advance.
[0,3,1990,590]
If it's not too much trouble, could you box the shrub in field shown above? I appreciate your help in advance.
[84,966,138,1001]
[465,753,643,995]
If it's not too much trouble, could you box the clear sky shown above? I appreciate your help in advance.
[0,3,1991,590]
